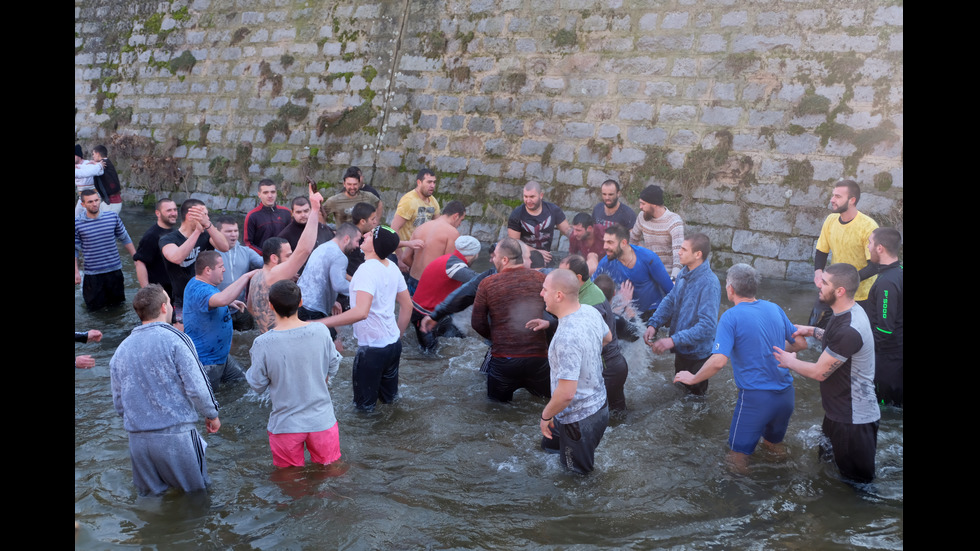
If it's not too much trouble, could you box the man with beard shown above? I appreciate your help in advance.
[811,179,878,327]
[774,263,879,484]
[321,168,380,226]
[134,198,179,296]
[867,228,903,407]
[630,185,685,279]
[591,179,636,231]
[567,213,605,276]
[593,223,673,321]
[507,180,572,266]
[391,168,440,242]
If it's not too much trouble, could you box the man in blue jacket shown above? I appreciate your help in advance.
[644,233,720,395]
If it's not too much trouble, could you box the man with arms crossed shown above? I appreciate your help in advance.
[675,264,807,472]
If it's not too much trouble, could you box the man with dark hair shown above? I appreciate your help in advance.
[568,212,605,275]
[92,144,123,212]
[472,237,551,402]
[867,228,902,407]
[75,189,136,310]
[404,200,467,291]
[593,223,673,321]
[322,171,380,226]
[298,223,362,350]
[507,180,571,265]
[592,179,636,231]
[318,225,412,411]
[110,284,221,496]
[75,144,106,217]
[644,233,721,396]
[410,235,481,352]
[391,168,440,243]
[676,264,806,472]
[811,179,879,327]
[134,198,178,297]
[347,166,384,220]
[774,263,880,483]
[630,184,685,278]
[277,195,334,253]
[247,280,344,469]
[183,251,258,387]
[214,216,263,330]
[247,187,324,333]
[160,199,230,322]
[244,179,291,253]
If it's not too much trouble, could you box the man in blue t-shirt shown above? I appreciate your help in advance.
[183,251,258,387]
[675,264,807,472]
[592,223,673,320]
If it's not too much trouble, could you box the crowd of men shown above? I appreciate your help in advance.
[75,146,902,495]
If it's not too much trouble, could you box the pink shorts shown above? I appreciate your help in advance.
[268,423,341,468]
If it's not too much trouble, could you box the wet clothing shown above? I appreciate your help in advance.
[578,281,629,412]
[591,202,636,233]
[429,268,495,324]
[568,225,605,260]
[349,258,407,410]
[244,204,291,254]
[352,340,402,411]
[472,267,548,359]
[182,277,233,367]
[507,201,567,253]
[134,224,174,296]
[411,250,478,352]
[159,230,215,307]
[547,404,609,475]
[868,261,902,407]
[110,322,219,495]
[298,240,350,317]
[82,269,125,310]
[815,212,879,301]
[729,387,795,454]
[630,209,684,278]
[593,245,674,316]
[75,210,133,310]
[217,242,263,302]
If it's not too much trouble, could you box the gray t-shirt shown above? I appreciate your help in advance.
[298,240,350,315]
[247,323,338,434]
[549,305,608,424]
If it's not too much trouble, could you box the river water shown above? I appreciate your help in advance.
[74,206,903,549]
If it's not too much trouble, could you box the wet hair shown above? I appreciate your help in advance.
[155,197,175,211]
[572,212,594,228]
[132,284,168,322]
[195,250,222,275]
[825,263,859,299]
[215,215,238,229]
[835,179,861,205]
[416,168,435,182]
[561,254,589,281]
[268,279,302,317]
[351,202,377,226]
[262,236,288,264]
[685,232,711,260]
[593,273,616,302]
[871,227,901,256]
[80,189,99,199]
[179,198,204,222]
[495,237,523,265]
[93,145,108,157]
[290,196,310,210]
[343,166,362,182]
[258,178,276,189]
[524,180,542,194]
[601,179,620,192]
[529,250,545,269]
[605,223,630,244]
[335,223,361,242]
[443,200,465,217]
[726,264,759,299]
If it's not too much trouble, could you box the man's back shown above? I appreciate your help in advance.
[714,300,796,391]
[408,219,458,280]
[472,268,548,357]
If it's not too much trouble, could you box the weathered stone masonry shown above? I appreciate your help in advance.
[75,0,903,281]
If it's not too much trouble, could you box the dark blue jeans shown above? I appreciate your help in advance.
[352,341,402,411]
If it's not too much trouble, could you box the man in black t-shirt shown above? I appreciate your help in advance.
[159,199,230,322]
[134,198,178,296]
[507,181,571,266]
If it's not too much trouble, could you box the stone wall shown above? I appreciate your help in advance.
[74,0,903,281]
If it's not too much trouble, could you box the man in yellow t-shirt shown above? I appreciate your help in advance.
[390,168,441,242]
[811,179,878,327]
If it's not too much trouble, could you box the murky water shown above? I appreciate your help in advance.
[75,206,902,549]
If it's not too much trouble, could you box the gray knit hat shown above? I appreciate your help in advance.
[455,236,481,256]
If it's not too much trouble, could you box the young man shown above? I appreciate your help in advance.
[110,285,220,496]
[538,269,612,474]
[630,184,685,278]
[160,199,230,321]
[593,223,674,321]
[134,198,179,297]
[319,225,412,411]
[277,195,334,252]
[676,264,807,472]
[644,233,721,396]
[773,263,880,483]
[410,235,481,352]
[591,179,637,231]
[390,168,440,242]
[507,180,571,265]
[321,168,380,226]
[867,227,903,407]
[567,213,605,275]
[215,216,264,331]
[244,179,291,254]
[92,144,123,212]
[403,200,467,290]
[247,280,343,469]
[74,189,136,310]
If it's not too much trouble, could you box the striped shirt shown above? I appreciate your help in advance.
[75,211,133,274]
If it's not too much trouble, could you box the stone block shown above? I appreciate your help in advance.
[555,167,584,187]
[720,11,748,27]
[619,102,655,121]
[434,155,467,174]
[785,261,813,283]
[774,133,819,155]
[699,34,727,52]
[628,126,668,146]
[502,118,524,135]
[639,13,658,31]
[732,229,780,257]
[796,9,827,28]
[747,207,793,232]
[732,34,801,53]
[520,140,548,156]
[645,81,678,97]
[872,6,903,26]
[485,138,511,156]
[552,143,575,162]
[659,104,697,122]
[701,106,742,126]
[713,83,737,101]
[779,236,814,261]
[441,115,464,131]
[758,158,787,180]
[525,162,554,182]
[808,34,877,53]
[554,101,585,116]
[639,34,695,52]
[662,12,689,29]
[610,147,645,164]
[672,58,698,77]
[748,110,786,127]
[564,122,595,139]
[752,258,786,280]
[467,117,496,133]
[520,99,551,114]
[568,79,608,97]
[838,8,865,27]
[810,159,843,181]
[793,210,826,237]
[686,202,742,227]
[670,130,699,146]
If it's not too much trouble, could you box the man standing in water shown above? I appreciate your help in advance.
[110,285,221,495]
[866,228,903,407]
[774,263,880,484]
[675,264,806,472]
[75,189,136,310]
[538,269,611,474]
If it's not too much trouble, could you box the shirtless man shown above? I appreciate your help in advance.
[404,200,466,291]
[247,185,324,333]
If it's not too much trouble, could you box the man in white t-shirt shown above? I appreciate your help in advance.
[320,224,412,411]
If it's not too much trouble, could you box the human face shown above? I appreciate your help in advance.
[601,183,620,209]
[830,186,852,214]
[817,273,839,307]
[83,194,101,215]
[207,259,226,285]
[360,231,375,255]
[678,239,698,268]
[291,202,311,224]
[523,188,542,212]
[603,234,625,260]
[156,200,178,227]
[259,185,278,207]
[343,177,361,198]
[868,236,881,264]
[571,224,591,242]
[417,174,437,198]
[92,150,104,162]
[540,274,560,315]
[275,243,293,263]
[220,223,239,245]
[638,199,656,221]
